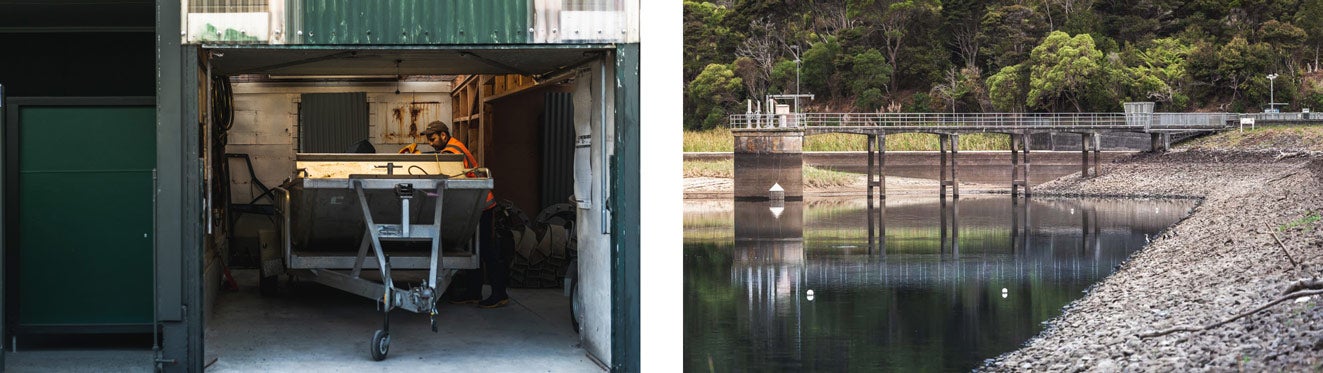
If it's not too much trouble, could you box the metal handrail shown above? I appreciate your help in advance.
[729,112,1235,130]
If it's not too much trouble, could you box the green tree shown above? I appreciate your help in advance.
[1120,38,1194,108]
[687,63,744,130]
[856,88,887,111]
[1297,0,1323,71]
[851,0,942,93]
[931,67,972,112]
[987,64,1028,112]
[1027,31,1105,111]
[683,1,736,81]
[769,59,799,95]
[904,92,933,112]
[801,37,842,98]
[980,5,1049,72]
[850,49,891,96]
[1216,36,1274,108]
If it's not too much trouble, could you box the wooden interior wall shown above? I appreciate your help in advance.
[488,92,546,214]
[449,74,562,215]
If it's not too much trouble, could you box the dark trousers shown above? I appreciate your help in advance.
[464,209,506,297]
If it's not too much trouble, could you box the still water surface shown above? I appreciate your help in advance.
[684,196,1195,372]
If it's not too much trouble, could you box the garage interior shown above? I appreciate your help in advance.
[195,46,615,369]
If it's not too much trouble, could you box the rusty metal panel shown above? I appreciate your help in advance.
[381,101,444,145]
[541,92,574,209]
[289,0,530,44]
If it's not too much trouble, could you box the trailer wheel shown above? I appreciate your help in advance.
[370,329,390,361]
[569,262,581,334]
[570,280,582,333]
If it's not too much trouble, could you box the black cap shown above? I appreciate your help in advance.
[420,120,450,136]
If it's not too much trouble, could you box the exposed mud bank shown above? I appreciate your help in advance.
[983,149,1323,371]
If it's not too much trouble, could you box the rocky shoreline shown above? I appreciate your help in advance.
[983,149,1323,371]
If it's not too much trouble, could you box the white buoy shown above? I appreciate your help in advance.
[769,183,785,201]
[806,289,815,301]
[1002,288,1009,299]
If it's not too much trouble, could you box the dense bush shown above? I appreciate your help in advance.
[683,0,1323,128]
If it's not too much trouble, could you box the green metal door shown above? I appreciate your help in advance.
[14,102,155,331]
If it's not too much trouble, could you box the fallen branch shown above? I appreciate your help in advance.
[1265,222,1301,272]
[1266,171,1300,183]
[1282,279,1323,295]
[1138,288,1323,339]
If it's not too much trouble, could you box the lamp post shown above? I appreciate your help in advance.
[792,45,801,114]
[1267,73,1279,112]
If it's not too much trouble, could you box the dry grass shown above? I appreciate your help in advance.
[684,128,734,152]
[804,132,1010,151]
[682,159,861,188]
[683,129,1011,152]
[1181,125,1323,151]
[803,166,861,188]
[683,159,733,178]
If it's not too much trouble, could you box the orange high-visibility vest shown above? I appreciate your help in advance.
[440,137,495,209]
[441,137,478,168]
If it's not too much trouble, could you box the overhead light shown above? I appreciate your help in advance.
[267,75,399,80]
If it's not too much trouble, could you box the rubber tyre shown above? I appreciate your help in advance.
[370,329,390,361]
[570,273,581,333]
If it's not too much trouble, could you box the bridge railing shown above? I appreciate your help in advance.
[729,112,1234,131]
[1240,112,1313,122]
[1150,113,1235,129]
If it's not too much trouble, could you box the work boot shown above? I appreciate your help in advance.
[478,293,509,309]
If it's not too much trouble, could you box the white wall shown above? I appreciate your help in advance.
[219,81,452,284]
[225,81,451,203]
[573,59,615,365]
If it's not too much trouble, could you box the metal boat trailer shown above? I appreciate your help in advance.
[269,165,492,361]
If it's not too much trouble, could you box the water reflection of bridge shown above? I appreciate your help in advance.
[726,197,1194,357]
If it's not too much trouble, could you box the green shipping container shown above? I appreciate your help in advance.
[14,103,155,330]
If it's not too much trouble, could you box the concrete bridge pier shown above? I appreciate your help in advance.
[866,133,886,253]
[733,128,804,200]
[938,133,960,198]
[939,197,960,256]
[1150,132,1171,152]
[1010,133,1032,198]
[1010,198,1029,254]
[1081,132,1101,178]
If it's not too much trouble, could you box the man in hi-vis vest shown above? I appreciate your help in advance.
[418,121,508,308]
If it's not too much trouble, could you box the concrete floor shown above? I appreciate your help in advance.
[4,269,599,372]
[205,269,599,371]
[4,350,154,372]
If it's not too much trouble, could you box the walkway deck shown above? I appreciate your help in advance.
[729,112,1235,135]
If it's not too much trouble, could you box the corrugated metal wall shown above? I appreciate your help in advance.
[182,0,639,44]
[291,0,530,44]
[299,92,368,152]
[541,92,574,209]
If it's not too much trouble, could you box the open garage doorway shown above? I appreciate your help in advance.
[196,46,617,370]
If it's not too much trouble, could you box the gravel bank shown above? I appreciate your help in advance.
[984,149,1323,371]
